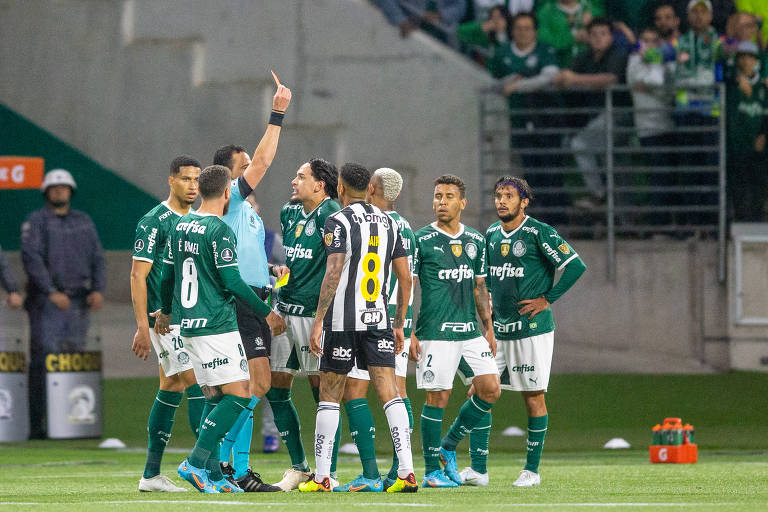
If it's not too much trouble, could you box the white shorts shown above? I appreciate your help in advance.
[348,338,411,380]
[416,337,498,391]
[182,331,250,387]
[496,332,554,392]
[150,325,194,377]
[270,314,321,375]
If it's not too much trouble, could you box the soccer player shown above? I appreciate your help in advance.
[478,176,585,487]
[298,163,417,493]
[131,156,205,492]
[154,164,286,493]
[267,158,342,490]
[211,71,290,492]
[338,167,416,492]
[411,174,500,488]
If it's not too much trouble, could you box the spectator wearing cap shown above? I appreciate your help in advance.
[21,169,105,438]
[726,41,768,221]
[736,0,768,45]
[669,0,734,33]
[536,0,605,68]
[0,244,22,309]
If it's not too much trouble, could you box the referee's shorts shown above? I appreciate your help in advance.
[234,285,272,360]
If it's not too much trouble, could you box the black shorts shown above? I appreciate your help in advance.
[320,328,395,375]
[235,286,272,360]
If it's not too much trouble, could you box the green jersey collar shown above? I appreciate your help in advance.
[430,221,465,239]
[499,215,530,238]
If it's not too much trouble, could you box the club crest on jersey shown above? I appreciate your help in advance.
[134,239,145,252]
[466,242,477,260]
[324,232,334,246]
[221,248,234,262]
[295,223,304,238]
[305,219,316,236]
[451,244,463,258]
[501,243,510,257]
[513,240,526,257]
[558,243,570,254]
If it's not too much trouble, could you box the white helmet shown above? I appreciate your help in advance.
[41,169,77,194]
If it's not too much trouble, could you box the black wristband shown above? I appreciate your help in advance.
[269,110,284,126]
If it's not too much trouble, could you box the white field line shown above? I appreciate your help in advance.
[0,501,748,508]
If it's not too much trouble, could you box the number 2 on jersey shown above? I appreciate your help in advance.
[360,252,381,302]
[181,257,199,308]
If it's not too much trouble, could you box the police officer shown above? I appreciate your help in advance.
[21,169,105,438]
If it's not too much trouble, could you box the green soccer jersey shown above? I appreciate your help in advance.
[132,201,187,327]
[276,197,340,317]
[386,211,416,338]
[413,223,487,342]
[163,212,241,337]
[485,216,581,340]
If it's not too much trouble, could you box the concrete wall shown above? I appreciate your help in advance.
[0,0,492,231]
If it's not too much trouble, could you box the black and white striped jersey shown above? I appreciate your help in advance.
[322,201,407,331]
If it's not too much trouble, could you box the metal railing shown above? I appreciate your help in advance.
[478,84,727,282]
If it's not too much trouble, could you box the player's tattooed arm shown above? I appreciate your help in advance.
[391,256,412,330]
[309,252,345,356]
[314,252,344,322]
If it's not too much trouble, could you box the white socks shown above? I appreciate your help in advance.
[384,398,413,478]
[314,401,339,479]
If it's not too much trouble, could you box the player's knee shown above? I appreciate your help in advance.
[477,382,501,403]
[270,371,293,389]
[159,373,185,393]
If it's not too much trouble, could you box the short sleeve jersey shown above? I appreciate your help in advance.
[413,223,487,342]
[132,202,187,327]
[485,216,581,340]
[164,212,241,337]
[322,202,407,332]
[276,198,341,317]
[386,211,416,338]
[488,42,558,81]
[221,177,269,287]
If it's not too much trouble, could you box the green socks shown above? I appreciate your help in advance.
[442,396,494,452]
[421,404,444,474]
[266,387,310,472]
[185,384,205,439]
[387,397,413,480]
[524,414,548,473]
[143,390,182,479]
[469,412,491,474]
[189,395,251,474]
[345,398,379,480]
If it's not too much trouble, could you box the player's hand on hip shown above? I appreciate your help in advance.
[266,311,286,336]
[271,70,292,112]
[394,328,405,354]
[486,331,498,357]
[150,310,171,335]
[409,334,421,362]
[309,322,324,357]
[518,296,550,320]
[6,292,23,309]
[132,326,152,361]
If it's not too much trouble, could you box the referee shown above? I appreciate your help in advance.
[211,71,290,492]
[299,163,417,493]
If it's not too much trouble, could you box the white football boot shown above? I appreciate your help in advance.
[274,468,312,491]
[459,467,489,486]
[512,469,541,487]
[138,474,188,492]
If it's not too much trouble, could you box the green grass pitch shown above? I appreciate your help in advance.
[2,373,767,511]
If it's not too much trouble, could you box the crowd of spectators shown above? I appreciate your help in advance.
[373,0,768,224]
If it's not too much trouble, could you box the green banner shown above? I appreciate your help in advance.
[0,104,157,250]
